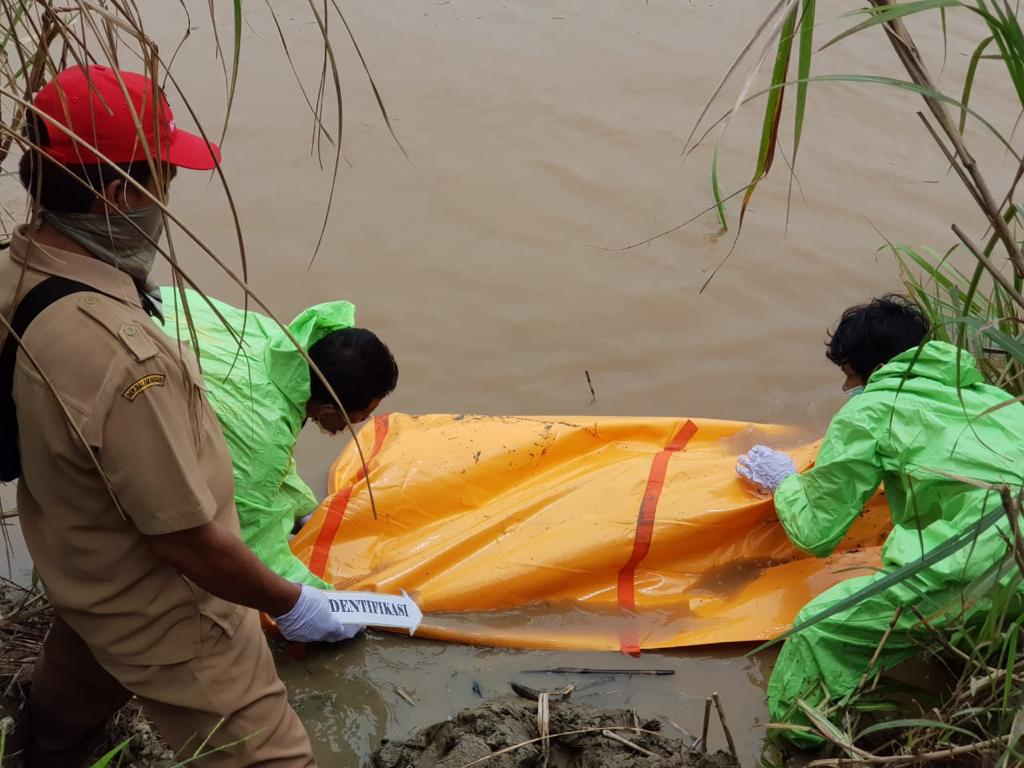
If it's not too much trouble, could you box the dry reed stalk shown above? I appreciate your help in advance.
[601,728,658,757]
[952,226,1024,311]
[533,682,573,768]
[854,606,903,696]
[536,690,551,768]
[807,734,1011,766]
[909,605,996,674]
[866,0,1024,278]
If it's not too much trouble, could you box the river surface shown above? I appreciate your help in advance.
[2,0,1018,764]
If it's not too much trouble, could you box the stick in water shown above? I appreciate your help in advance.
[522,667,674,676]
[712,692,739,763]
[601,729,658,758]
[701,696,712,753]
[395,686,415,706]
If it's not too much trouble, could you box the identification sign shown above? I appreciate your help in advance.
[323,589,423,635]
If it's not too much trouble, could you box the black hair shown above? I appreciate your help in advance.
[826,294,930,379]
[308,328,399,413]
[17,111,152,213]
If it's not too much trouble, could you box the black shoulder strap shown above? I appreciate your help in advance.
[1,276,98,482]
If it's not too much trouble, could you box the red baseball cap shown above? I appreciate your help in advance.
[32,64,221,170]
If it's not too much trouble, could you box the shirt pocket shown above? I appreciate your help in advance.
[183,576,246,640]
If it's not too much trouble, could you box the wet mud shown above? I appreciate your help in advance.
[371,697,738,768]
[275,632,777,766]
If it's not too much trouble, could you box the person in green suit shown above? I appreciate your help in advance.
[161,287,398,588]
[737,295,1024,744]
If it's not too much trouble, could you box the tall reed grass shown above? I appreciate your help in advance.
[688,1,1024,764]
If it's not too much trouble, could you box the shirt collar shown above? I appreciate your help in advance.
[10,224,143,309]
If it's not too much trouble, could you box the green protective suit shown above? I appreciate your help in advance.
[160,287,354,589]
[769,340,1024,744]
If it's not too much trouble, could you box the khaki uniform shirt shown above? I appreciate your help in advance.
[1,225,244,667]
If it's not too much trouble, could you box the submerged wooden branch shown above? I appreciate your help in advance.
[522,667,674,676]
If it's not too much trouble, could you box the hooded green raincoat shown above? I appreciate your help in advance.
[769,340,1024,744]
[160,287,355,588]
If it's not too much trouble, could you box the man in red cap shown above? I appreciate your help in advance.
[0,64,345,766]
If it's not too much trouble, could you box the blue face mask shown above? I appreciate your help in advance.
[845,385,864,398]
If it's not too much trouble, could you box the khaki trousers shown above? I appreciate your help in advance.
[28,610,315,767]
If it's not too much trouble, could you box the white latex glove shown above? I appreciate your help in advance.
[736,445,797,493]
[274,584,366,643]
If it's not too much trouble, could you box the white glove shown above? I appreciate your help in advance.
[736,445,797,493]
[274,584,366,643]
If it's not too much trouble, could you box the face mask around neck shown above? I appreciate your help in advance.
[41,205,166,285]
[845,385,865,398]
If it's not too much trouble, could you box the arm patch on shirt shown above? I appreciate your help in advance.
[123,374,166,401]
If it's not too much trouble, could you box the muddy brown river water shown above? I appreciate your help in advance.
[2,0,1020,764]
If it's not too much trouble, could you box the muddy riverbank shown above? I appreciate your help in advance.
[275,632,776,765]
[0,578,770,765]
[371,697,738,768]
